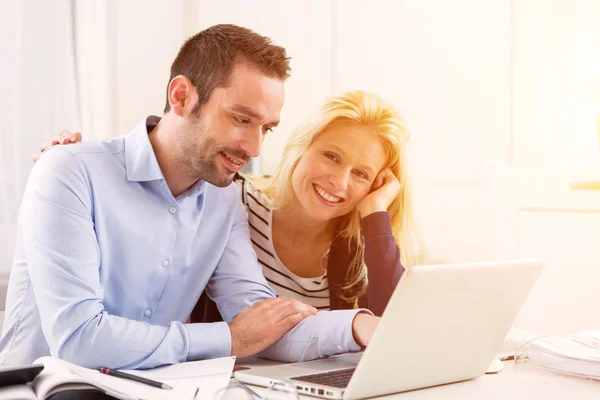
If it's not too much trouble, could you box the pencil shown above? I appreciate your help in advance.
[194,387,199,399]
[97,367,173,390]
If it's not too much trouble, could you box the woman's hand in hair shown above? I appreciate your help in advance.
[355,168,401,218]
[32,130,82,163]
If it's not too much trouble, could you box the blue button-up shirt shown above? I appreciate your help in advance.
[0,118,362,369]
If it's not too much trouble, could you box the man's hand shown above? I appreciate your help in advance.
[32,130,82,163]
[229,297,317,358]
[351,313,380,347]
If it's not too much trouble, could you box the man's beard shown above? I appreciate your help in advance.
[179,120,250,187]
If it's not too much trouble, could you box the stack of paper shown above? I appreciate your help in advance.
[514,333,600,380]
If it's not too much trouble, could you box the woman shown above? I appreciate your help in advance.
[36,90,420,318]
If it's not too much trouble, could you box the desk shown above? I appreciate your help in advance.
[236,361,599,399]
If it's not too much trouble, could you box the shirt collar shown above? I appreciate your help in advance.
[124,116,207,198]
[125,116,165,182]
[176,178,206,200]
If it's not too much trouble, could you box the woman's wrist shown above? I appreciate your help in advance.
[359,204,388,218]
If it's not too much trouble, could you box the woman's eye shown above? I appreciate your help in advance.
[235,117,250,125]
[262,126,273,134]
[354,170,368,180]
[324,152,339,163]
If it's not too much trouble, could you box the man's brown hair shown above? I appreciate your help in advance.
[164,24,291,114]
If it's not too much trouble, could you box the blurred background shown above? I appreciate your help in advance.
[1,0,599,334]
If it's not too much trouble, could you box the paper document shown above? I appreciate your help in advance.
[514,334,600,380]
[577,328,600,339]
[35,356,235,400]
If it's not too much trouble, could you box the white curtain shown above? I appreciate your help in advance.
[74,1,118,142]
[0,0,80,274]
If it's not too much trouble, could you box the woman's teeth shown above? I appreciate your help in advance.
[314,185,342,203]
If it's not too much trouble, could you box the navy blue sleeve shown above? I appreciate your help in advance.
[359,212,404,316]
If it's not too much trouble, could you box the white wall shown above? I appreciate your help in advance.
[113,1,188,134]
[333,0,512,264]
[496,0,600,333]
[513,0,600,168]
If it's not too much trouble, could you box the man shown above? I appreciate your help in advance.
[0,24,378,369]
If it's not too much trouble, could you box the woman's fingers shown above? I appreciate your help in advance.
[34,130,82,163]
[68,131,82,143]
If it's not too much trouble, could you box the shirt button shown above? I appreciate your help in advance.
[162,260,170,268]
[169,206,177,214]
[144,309,152,317]
[337,345,344,351]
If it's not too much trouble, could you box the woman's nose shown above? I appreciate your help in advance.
[328,170,350,191]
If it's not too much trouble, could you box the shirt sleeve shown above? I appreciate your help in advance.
[360,212,405,316]
[22,148,224,369]
[204,195,369,362]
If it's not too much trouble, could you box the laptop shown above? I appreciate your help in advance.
[235,259,545,399]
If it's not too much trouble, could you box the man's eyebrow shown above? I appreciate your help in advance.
[229,104,263,120]
[229,104,279,127]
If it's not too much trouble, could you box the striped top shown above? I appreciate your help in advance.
[236,177,331,310]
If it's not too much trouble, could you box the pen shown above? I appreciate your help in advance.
[193,387,199,399]
[97,366,173,390]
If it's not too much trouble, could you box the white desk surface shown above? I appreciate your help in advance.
[236,360,600,399]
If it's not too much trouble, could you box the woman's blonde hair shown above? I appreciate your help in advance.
[248,90,421,303]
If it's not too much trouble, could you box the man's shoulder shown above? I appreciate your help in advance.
[33,138,127,191]
[50,136,126,159]
[38,137,126,175]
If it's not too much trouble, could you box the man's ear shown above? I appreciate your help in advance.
[167,75,197,117]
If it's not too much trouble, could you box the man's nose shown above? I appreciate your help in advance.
[241,128,263,158]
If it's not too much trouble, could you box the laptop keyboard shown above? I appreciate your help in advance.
[290,368,356,388]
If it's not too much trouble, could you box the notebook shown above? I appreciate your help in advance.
[0,356,234,400]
